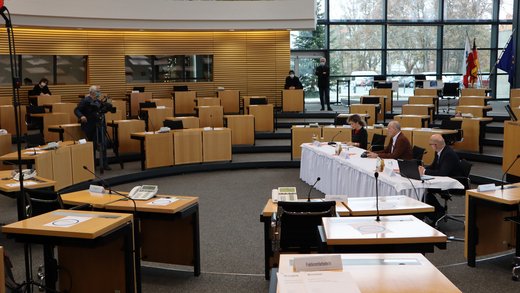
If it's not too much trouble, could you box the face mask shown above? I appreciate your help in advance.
[40,83,46,87]
[95,91,101,98]
[320,62,325,65]
[290,74,295,78]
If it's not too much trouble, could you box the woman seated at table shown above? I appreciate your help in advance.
[346,114,367,149]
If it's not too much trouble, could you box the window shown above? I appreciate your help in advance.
[330,25,382,50]
[21,55,53,85]
[387,0,439,21]
[444,0,493,20]
[329,0,384,21]
[126,55,214,83]
[57,56,87,85]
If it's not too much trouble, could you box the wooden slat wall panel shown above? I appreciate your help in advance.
[0,28,290,107]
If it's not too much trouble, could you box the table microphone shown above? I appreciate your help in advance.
[307,177,321,202]
[328,130,342,145]
[501,154,520,190]
[374,172,380,222]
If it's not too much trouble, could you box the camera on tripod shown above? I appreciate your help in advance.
[97,97,116,115]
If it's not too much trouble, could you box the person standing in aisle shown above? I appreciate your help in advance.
[315,57,332,111]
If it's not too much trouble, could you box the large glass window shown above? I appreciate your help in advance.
[499,0,514,20]
[126,55,214,83]
[0,55,11,85]
[330,51,382,75]
[330,25,382,49]
[443,25,492,49]
[329,0,384,21]
[387,0,439,21]
[57,56,87,84]
[21,55,53,85]
[444,0,494,20]
[125,55,152,83]
[387,50,437,74]
[291,25,327,50]
[387,26,438,49]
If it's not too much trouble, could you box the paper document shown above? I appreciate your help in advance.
[277,271,361,293]
[6,181,37,187]
[44,216,92,228]
[147,197,179,206]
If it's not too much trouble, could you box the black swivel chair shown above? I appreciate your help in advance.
[272,201,337,253]
[412,145,426,162]
[250,97,268,105]
[442,82,460,113]
[25,105,47,148]
[132,86,145,93]
[434,159,472,232]
[440,119,463,145]
[370,133,386,152]
[163,120,184,130]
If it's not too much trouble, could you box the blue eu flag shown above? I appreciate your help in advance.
[497,39,515,84]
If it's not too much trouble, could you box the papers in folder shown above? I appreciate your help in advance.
[277,271,361,293]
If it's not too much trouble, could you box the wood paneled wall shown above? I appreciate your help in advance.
[0,28,289,106]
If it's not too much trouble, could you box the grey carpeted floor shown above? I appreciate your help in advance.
[2,167,519,292]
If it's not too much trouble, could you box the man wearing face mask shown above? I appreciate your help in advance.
[315,57,332,111]
[31,78,52,96]
[284,70,303,89]
[75,85,111,170]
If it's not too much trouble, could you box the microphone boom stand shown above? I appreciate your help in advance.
[375,172,380,222]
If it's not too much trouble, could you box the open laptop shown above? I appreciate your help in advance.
[397,159,434,181]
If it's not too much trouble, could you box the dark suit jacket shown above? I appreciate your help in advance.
[425,146,463,177]
[351,127,368,150]
[315,65,329,87]
[376,132,413,160]
[284,76,303,89]
[31,84,51,96]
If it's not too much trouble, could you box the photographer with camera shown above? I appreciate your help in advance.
[74,85,113,171]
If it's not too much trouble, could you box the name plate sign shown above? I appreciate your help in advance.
[293,255,343,272]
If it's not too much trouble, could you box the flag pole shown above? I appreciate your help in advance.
[490,28,516,77]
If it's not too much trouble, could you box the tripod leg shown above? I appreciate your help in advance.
[104,126,123,169]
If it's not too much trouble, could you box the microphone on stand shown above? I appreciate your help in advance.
[328,130,342,145]
[374,172,380,222]
[501,154,520,190]
[307,177,321,202]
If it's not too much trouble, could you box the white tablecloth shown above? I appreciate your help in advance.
[299,143,464,200]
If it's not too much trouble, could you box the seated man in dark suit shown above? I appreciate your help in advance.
[367,120,413,160]
[284,70,303,90]
[419,134,463,223]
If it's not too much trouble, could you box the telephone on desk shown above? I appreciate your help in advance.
[12,169,37,181]
[129,185,158,200]
[272,187,297,202]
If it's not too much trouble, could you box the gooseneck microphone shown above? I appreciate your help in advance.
[374,172,380,222]
[307,177,321,202]
[501,154,520,190]
[328,131,342,145]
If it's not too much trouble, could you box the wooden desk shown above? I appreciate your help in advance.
[165,116,200,129]
[129,92,152,117]
[173,129,203,165]
[455,105,492,118]
[141,107,173,131]
[503,121,520,178]
[321,126,351,143]
[224,115,255,145]
[217,90,240,114]
[511,96,520,108]
[107,120,145,154]
[281,89,304,112]
[0,96,11,105]
[47,123,83,142]
[28,95,61,106]
[146,98,173,109]
[61,190,201,277]
[394,114,430,128]
[465,184,520,267]
[0,133,12,170]
[345,196,434,216]
[411,128,457,165]
[408,95,439,116]
[461,88,490,96]
[458,96,491,106]
[414,88,441,97]
[130,132,174,170]
[196,97,220,107]
[276,253,461,293]
[111,99,128,119]
[369,88,393,115]
[172,91,196,115]
[291,126,321,160]
[401,104,434,123]
[0,105,27,135]
[350,104,378,126]
[322,215,447,253]
[202,128,232,162]
[2,210,136,293]
[248,104,274,132]
[451,117,493,153]
[242,96,267,111]
[45,103,77,124]
[361,95,386,121]
[30,113,70,142]
[197,105,224,128]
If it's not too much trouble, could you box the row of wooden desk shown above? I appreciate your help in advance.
[2,190,201,293]
[260,196,438,279]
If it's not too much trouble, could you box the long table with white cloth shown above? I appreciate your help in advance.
[300,143,464,200]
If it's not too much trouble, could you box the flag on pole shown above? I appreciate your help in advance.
[497,36,516,85]
[463,38,479,88]
[461,35,471,76]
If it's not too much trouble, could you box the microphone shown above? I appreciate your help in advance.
[307,177,321,202]
[328,130,342,145]
[501,154,520,190]
[59,126,77,144]
[374,172,380,222]
[361,145,373,158]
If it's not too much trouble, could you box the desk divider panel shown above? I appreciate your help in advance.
[71,142,95,184]
[145,133,174,169]
[34,151,53,182]
[51,146,73,191]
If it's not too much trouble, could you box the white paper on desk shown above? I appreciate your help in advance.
[147,197,179,206]
[23,151,45,155]
[6,181,37,187]
[277,271,361,293]
[44,216,92,228]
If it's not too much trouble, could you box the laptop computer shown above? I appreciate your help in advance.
[397,159,434,181]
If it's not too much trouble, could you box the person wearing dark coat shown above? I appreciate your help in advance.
[315,57,332,111]
[284,70,303,89]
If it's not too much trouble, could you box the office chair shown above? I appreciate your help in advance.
[26,105,46,132]
[434,159,472,234]
[370,133,386,152]
[272,201,336,253]
[250,97,268,105]
[138,102,157,131]
[163,119,184,130]
[132,86,145,93]
[412,145,426,162]
[440,119,463,145]
[173,85,189,92]
[442,82,460,113]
